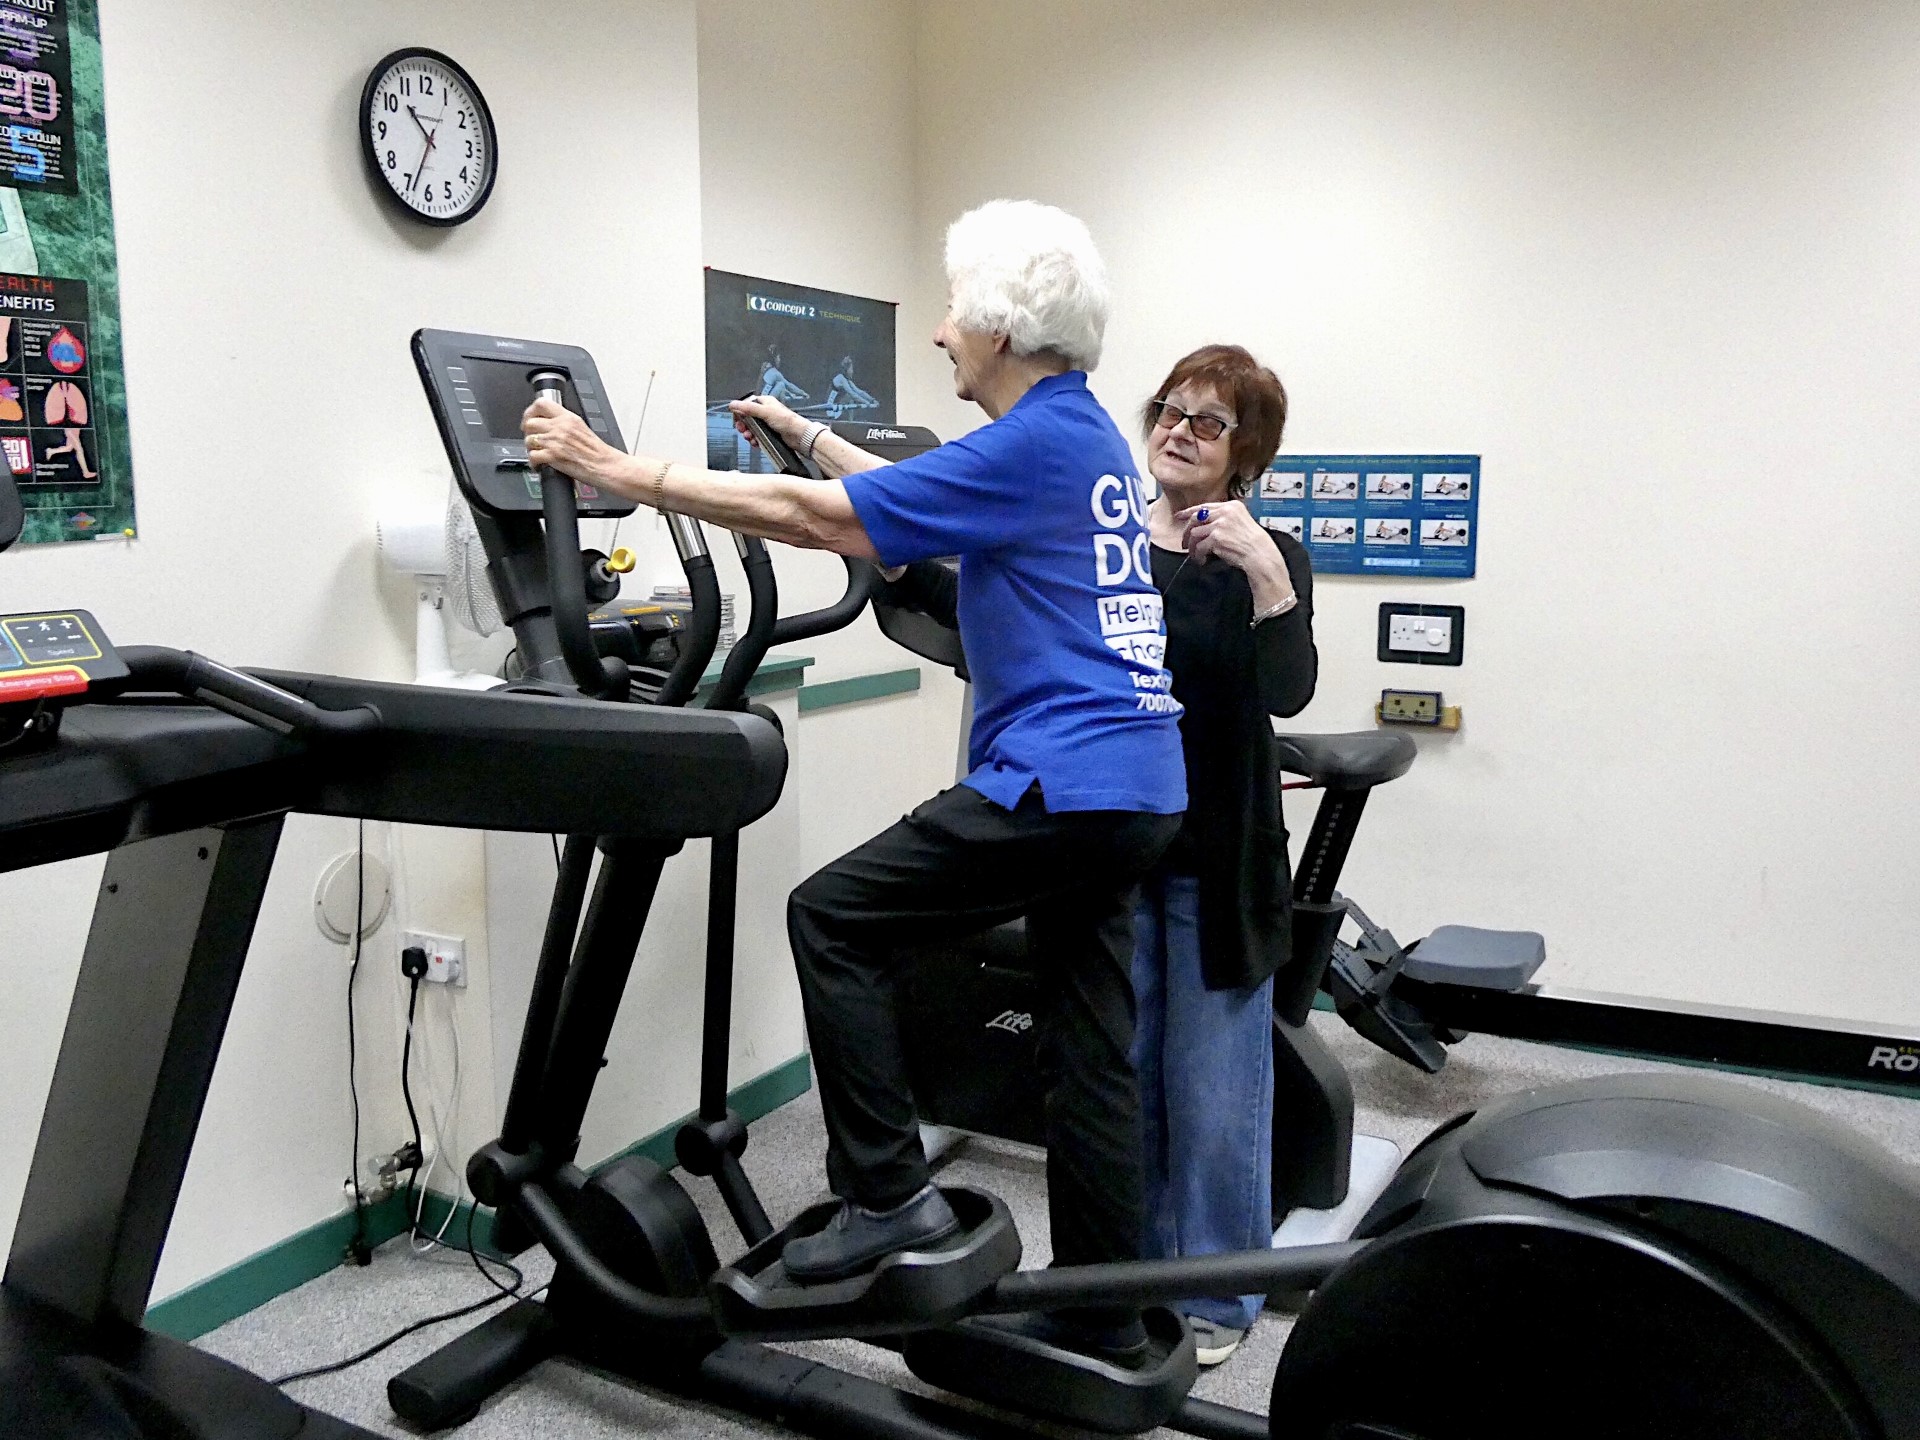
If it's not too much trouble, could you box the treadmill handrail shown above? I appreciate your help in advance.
[769,557,878,646]
[119,646,380,739]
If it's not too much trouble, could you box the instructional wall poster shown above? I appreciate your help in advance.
[1247,454,1480,578]
[1,0,132,545]
[704,269,895,475]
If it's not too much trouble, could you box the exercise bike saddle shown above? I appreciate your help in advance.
[1274,730,1417,790]
[708,1187,1020,1340]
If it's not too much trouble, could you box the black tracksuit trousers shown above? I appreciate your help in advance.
[787,782,1178,1271]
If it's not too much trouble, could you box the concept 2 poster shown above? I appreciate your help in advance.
[704,269,895,475]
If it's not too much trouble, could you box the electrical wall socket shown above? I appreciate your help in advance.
[1387,613,1453,654]
[1381,689,1442,723]
[403,929,466,986]
[1377,602,1466,666]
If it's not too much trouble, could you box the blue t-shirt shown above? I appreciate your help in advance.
[842,371,1186,815]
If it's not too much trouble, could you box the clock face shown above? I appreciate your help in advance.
[361,49,497,226]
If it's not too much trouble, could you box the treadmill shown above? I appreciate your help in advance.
[0,357,783,1437]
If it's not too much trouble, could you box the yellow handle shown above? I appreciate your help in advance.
[606,547,636,574]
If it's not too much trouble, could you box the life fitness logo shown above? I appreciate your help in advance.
[748,295,815,318]
[1868,1045,1920,1075]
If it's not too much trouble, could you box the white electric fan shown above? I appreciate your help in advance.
[375,493,507,690]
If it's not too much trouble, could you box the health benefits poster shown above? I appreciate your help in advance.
[704,269,895,475]
[1,0,133,545]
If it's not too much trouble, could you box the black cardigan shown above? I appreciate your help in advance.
[1149,532,1316,990]
[881,535,1317,991]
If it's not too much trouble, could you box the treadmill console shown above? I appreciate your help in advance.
[0,610,126,704]
[412,328,638,519]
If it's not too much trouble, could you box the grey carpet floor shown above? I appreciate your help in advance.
[198,1016,1920,1436]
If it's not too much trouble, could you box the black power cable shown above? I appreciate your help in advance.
[289,846,547,1388]
[270,1209,532,1388]
[343,821,371,1267]
[398,966,426,1222]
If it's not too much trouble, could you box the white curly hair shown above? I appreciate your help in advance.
[943,199,1110,373]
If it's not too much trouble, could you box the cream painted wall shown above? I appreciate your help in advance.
[0,0,716,1300]
[910,0,1920,1026]
[696,0,915,686]
[696,0,963,855]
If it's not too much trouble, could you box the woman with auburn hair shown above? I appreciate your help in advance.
[1132,343,1316,1366]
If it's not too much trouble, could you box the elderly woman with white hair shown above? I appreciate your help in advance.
[522,199,1184,1365]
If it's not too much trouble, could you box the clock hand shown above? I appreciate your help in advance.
[406,110,442,195]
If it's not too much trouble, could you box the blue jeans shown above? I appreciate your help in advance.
[1131,872,1274,1330]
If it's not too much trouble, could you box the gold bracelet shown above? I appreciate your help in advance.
[652,457,672,511]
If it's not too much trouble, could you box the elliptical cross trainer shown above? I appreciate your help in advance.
[390,332,1920,1440]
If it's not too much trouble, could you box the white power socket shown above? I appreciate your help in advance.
[1387,613,1453,654]
[403,929,466,986]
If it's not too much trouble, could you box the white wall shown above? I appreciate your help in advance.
[0,0,717,1300]
[697,0,965,861]
[696,0,913,685]
[909,0,1920,1026]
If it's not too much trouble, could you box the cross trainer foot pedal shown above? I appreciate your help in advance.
[708,1187,1020,1340]
[903,1307,1197,1435]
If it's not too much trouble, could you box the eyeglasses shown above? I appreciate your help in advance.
[1148,400,1237,443]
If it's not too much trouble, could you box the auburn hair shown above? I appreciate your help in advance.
[1140,344,1288,499]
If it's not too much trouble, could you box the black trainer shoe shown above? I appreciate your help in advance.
[971,1309,1153,1369]
[782,1185,962,1283]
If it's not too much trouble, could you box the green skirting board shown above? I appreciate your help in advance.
[145,1052,812,1342]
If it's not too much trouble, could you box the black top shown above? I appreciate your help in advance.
[1151,531,1317,990]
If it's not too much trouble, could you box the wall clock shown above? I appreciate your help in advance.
[360,48,498,227]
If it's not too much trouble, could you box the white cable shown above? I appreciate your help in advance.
[410,987,446,1248]
[421,988,463,1248]
[434,1001,464,1248]
[411,978,466,1254]
[408,993,437,1252]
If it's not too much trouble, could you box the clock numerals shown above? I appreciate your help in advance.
[364,50,495,225]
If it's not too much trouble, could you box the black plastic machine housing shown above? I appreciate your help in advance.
[1273,1071,1920,1439]
[413,328,635,518]
[0,627,784,1440]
